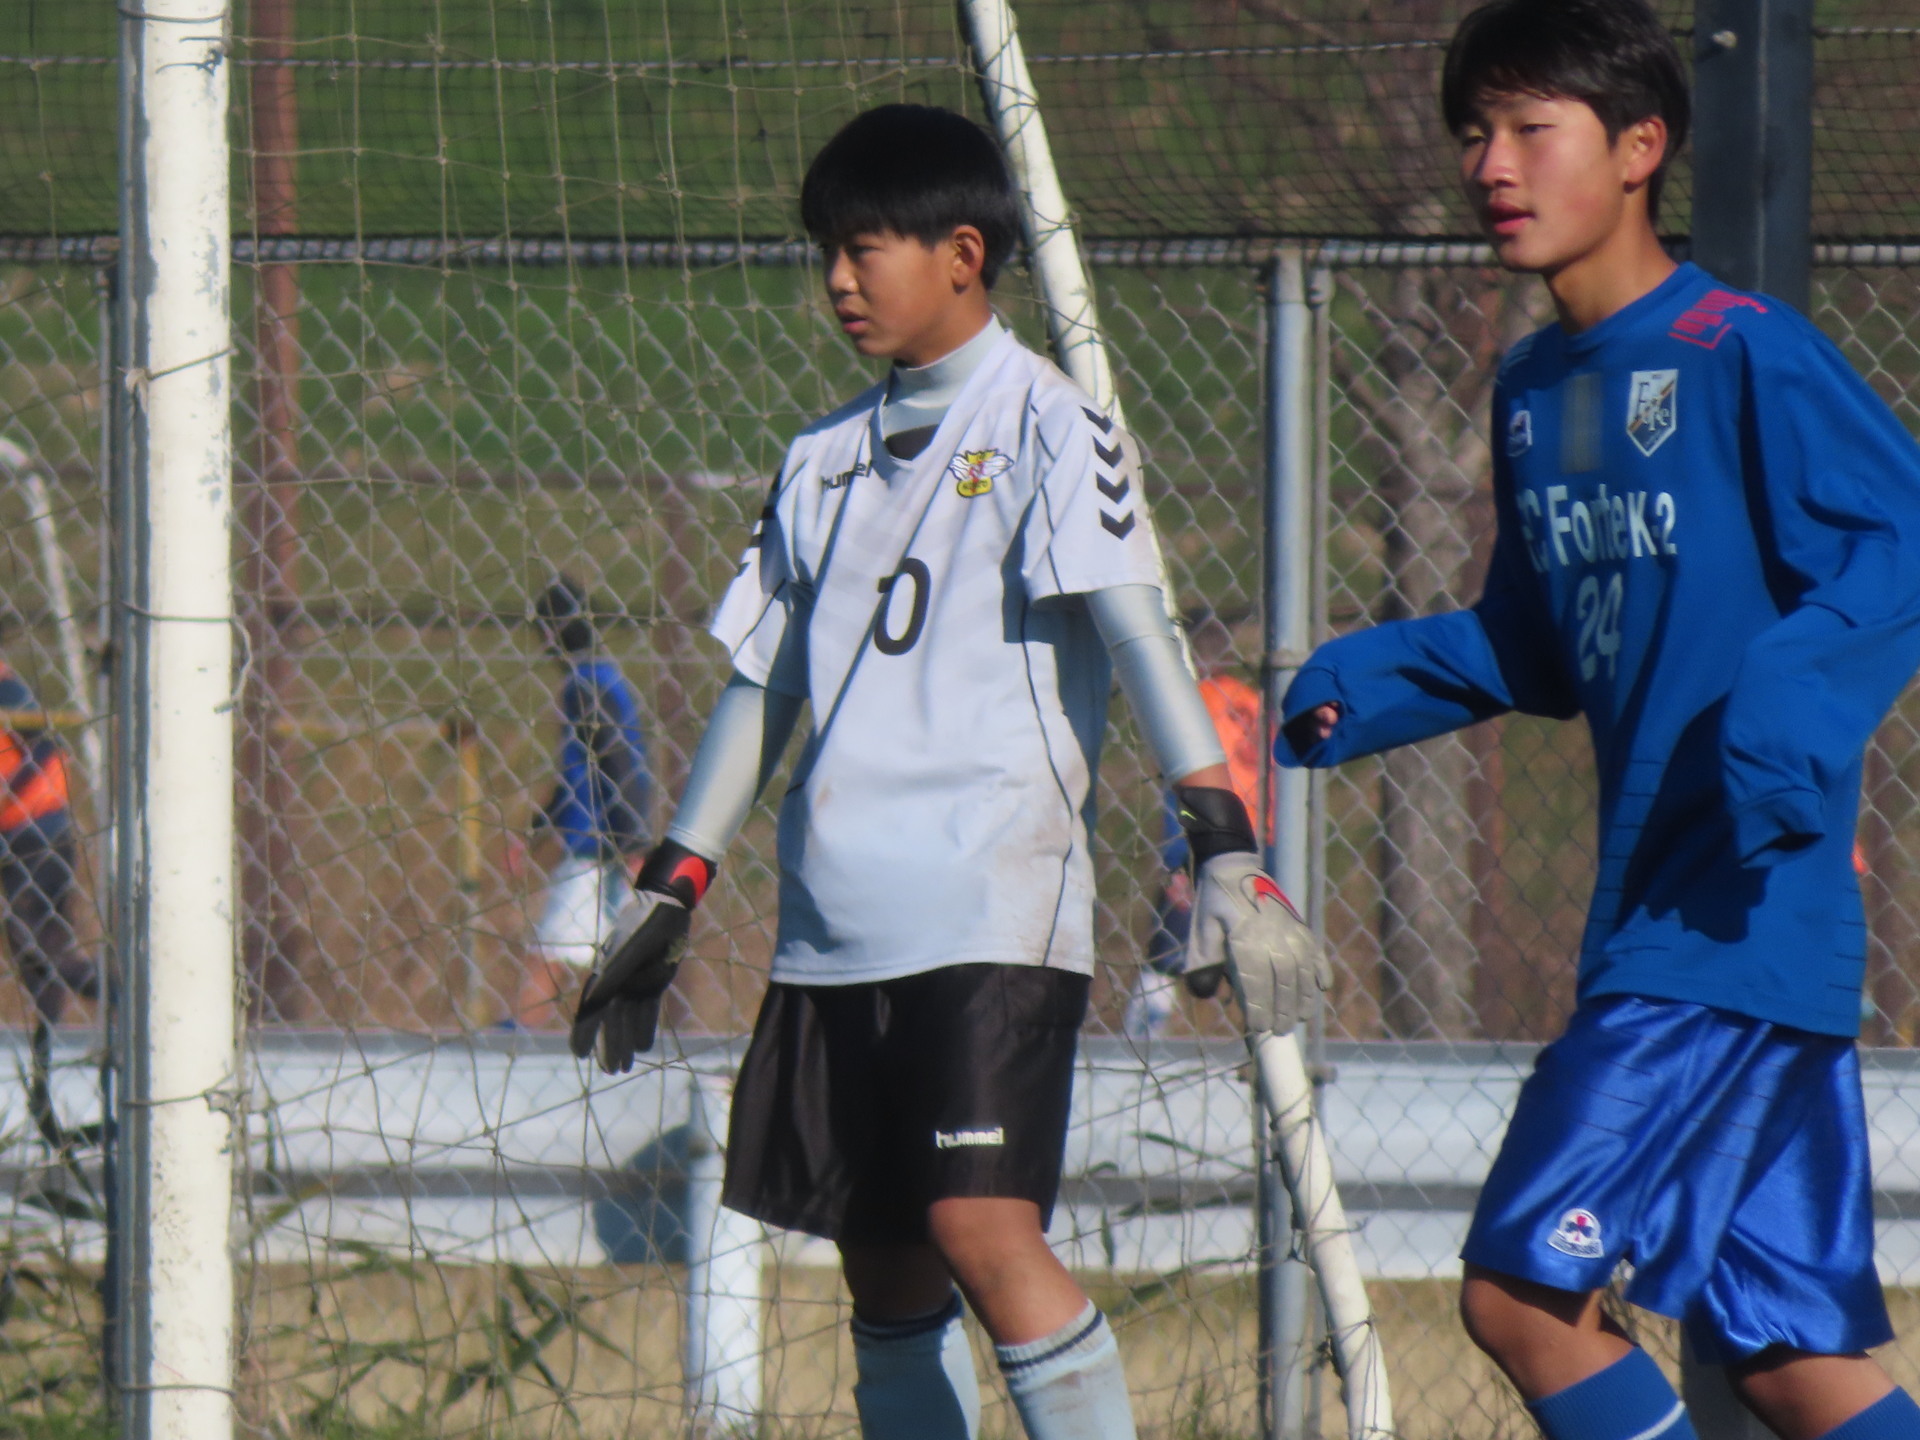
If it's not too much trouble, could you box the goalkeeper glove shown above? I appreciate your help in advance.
[569,840,716,1074]
[1174,785,1330,1036]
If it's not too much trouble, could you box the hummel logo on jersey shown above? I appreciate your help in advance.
[1089,421,1134,538]
[1547,1207,1604,1258]
[1507,408,1532,456]
[949,448,1011,498]
[824,461,869,490]
[1626,370,1678,457]
[934,1126,1005,1150]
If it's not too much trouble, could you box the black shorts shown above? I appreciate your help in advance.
[721,963,1089,1245]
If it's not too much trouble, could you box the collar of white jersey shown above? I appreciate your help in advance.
[867,318,1020,485]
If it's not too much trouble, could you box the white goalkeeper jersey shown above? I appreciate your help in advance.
[710,325,1166,984]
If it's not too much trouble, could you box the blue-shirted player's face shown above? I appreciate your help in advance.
[819,228,990,367]
[1456,93,1667,278]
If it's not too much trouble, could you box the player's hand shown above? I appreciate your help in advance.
[569,890,690,1073]
[1185,854,1329,1036]
[569,840,716,1074]
[1281,701,1342,754]
[1163,869,1194,911]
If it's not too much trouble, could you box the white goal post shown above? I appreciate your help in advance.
[115,2,240,1439]
[958,4,1395,1437]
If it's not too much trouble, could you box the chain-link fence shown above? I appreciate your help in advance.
[3,242,1920,1437]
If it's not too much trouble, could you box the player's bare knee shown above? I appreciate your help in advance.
[1460,1268,1599,1371]
[1728,1347,1894,1438]
[1459,1273,1527,1362]
[926,1197,1046,1277]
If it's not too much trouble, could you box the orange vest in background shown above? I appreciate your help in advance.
[0,663,72,834]
[1200,673,1267,818]
[0,740,68,833]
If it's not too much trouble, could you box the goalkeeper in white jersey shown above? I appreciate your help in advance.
[569,104,1324,1440]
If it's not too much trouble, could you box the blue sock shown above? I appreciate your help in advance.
[1529,1348,1697,1440]
[1817,1390,1920,1440]
[995,1302,1137,1440]
[851,1290,980,1440]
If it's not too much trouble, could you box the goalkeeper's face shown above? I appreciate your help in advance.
[1456,92,1667,277]
[821,227,992,367]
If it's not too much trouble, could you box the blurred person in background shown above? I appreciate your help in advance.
[0,656,95,1025]
[1124,611,1269,1040]
[514,577,654,1028]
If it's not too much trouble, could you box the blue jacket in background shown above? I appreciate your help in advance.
[544,657,653,859]
[1277,263,1920,1037]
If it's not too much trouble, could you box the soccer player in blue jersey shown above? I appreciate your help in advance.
[1276,4,1920,1440]
[517,577,654,1026]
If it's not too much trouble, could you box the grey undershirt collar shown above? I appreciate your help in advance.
[881,316,1004,459]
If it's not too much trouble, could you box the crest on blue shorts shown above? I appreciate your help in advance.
[1626,369,1678,456]
[1547,1207,1605,1259]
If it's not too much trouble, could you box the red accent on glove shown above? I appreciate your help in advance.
[669,854,713,904]
[636,840,718,908]
[1250,873,1305,924]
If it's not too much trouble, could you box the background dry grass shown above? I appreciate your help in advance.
[223,1265,1920,1440]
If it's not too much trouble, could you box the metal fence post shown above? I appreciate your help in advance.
[1304,256,1334,1439]
[114,2,238,1438]
[1691,0,1814,310]
[1691,4,1812,1420]
[1261,244,1315,1440]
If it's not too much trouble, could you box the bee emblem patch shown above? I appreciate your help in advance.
[949,448,1011,498]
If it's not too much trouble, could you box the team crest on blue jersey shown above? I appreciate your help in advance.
[1626,369,1679,456]
[1506,408,1533,456]
[1547,1207,1605,1259]
[949,448,1011,498]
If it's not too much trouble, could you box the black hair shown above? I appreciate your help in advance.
[1441,0,1690,222]
[535,575,595,654]
[800,105,1020,288]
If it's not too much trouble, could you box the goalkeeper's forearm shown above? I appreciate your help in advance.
[1088,584,1229,788]
[662,670,802,862]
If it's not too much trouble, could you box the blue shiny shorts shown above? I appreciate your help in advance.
[1462,995,1892,1363]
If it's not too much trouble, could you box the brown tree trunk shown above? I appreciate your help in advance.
[239,0,313,1022]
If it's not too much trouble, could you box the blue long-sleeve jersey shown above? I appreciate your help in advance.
[544,658,653,859]
[1277,263,1920,1037]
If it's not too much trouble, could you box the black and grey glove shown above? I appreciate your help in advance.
[1174,786,1330,1036]
[569,840,716,1074]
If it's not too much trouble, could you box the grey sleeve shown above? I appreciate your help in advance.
[664,671,803,861]
[1087,584,1228,784]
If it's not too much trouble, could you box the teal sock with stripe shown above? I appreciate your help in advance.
[1528,1348,1697,1440]
[851,1290,979,1440]
[994,1302,1137,1440]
